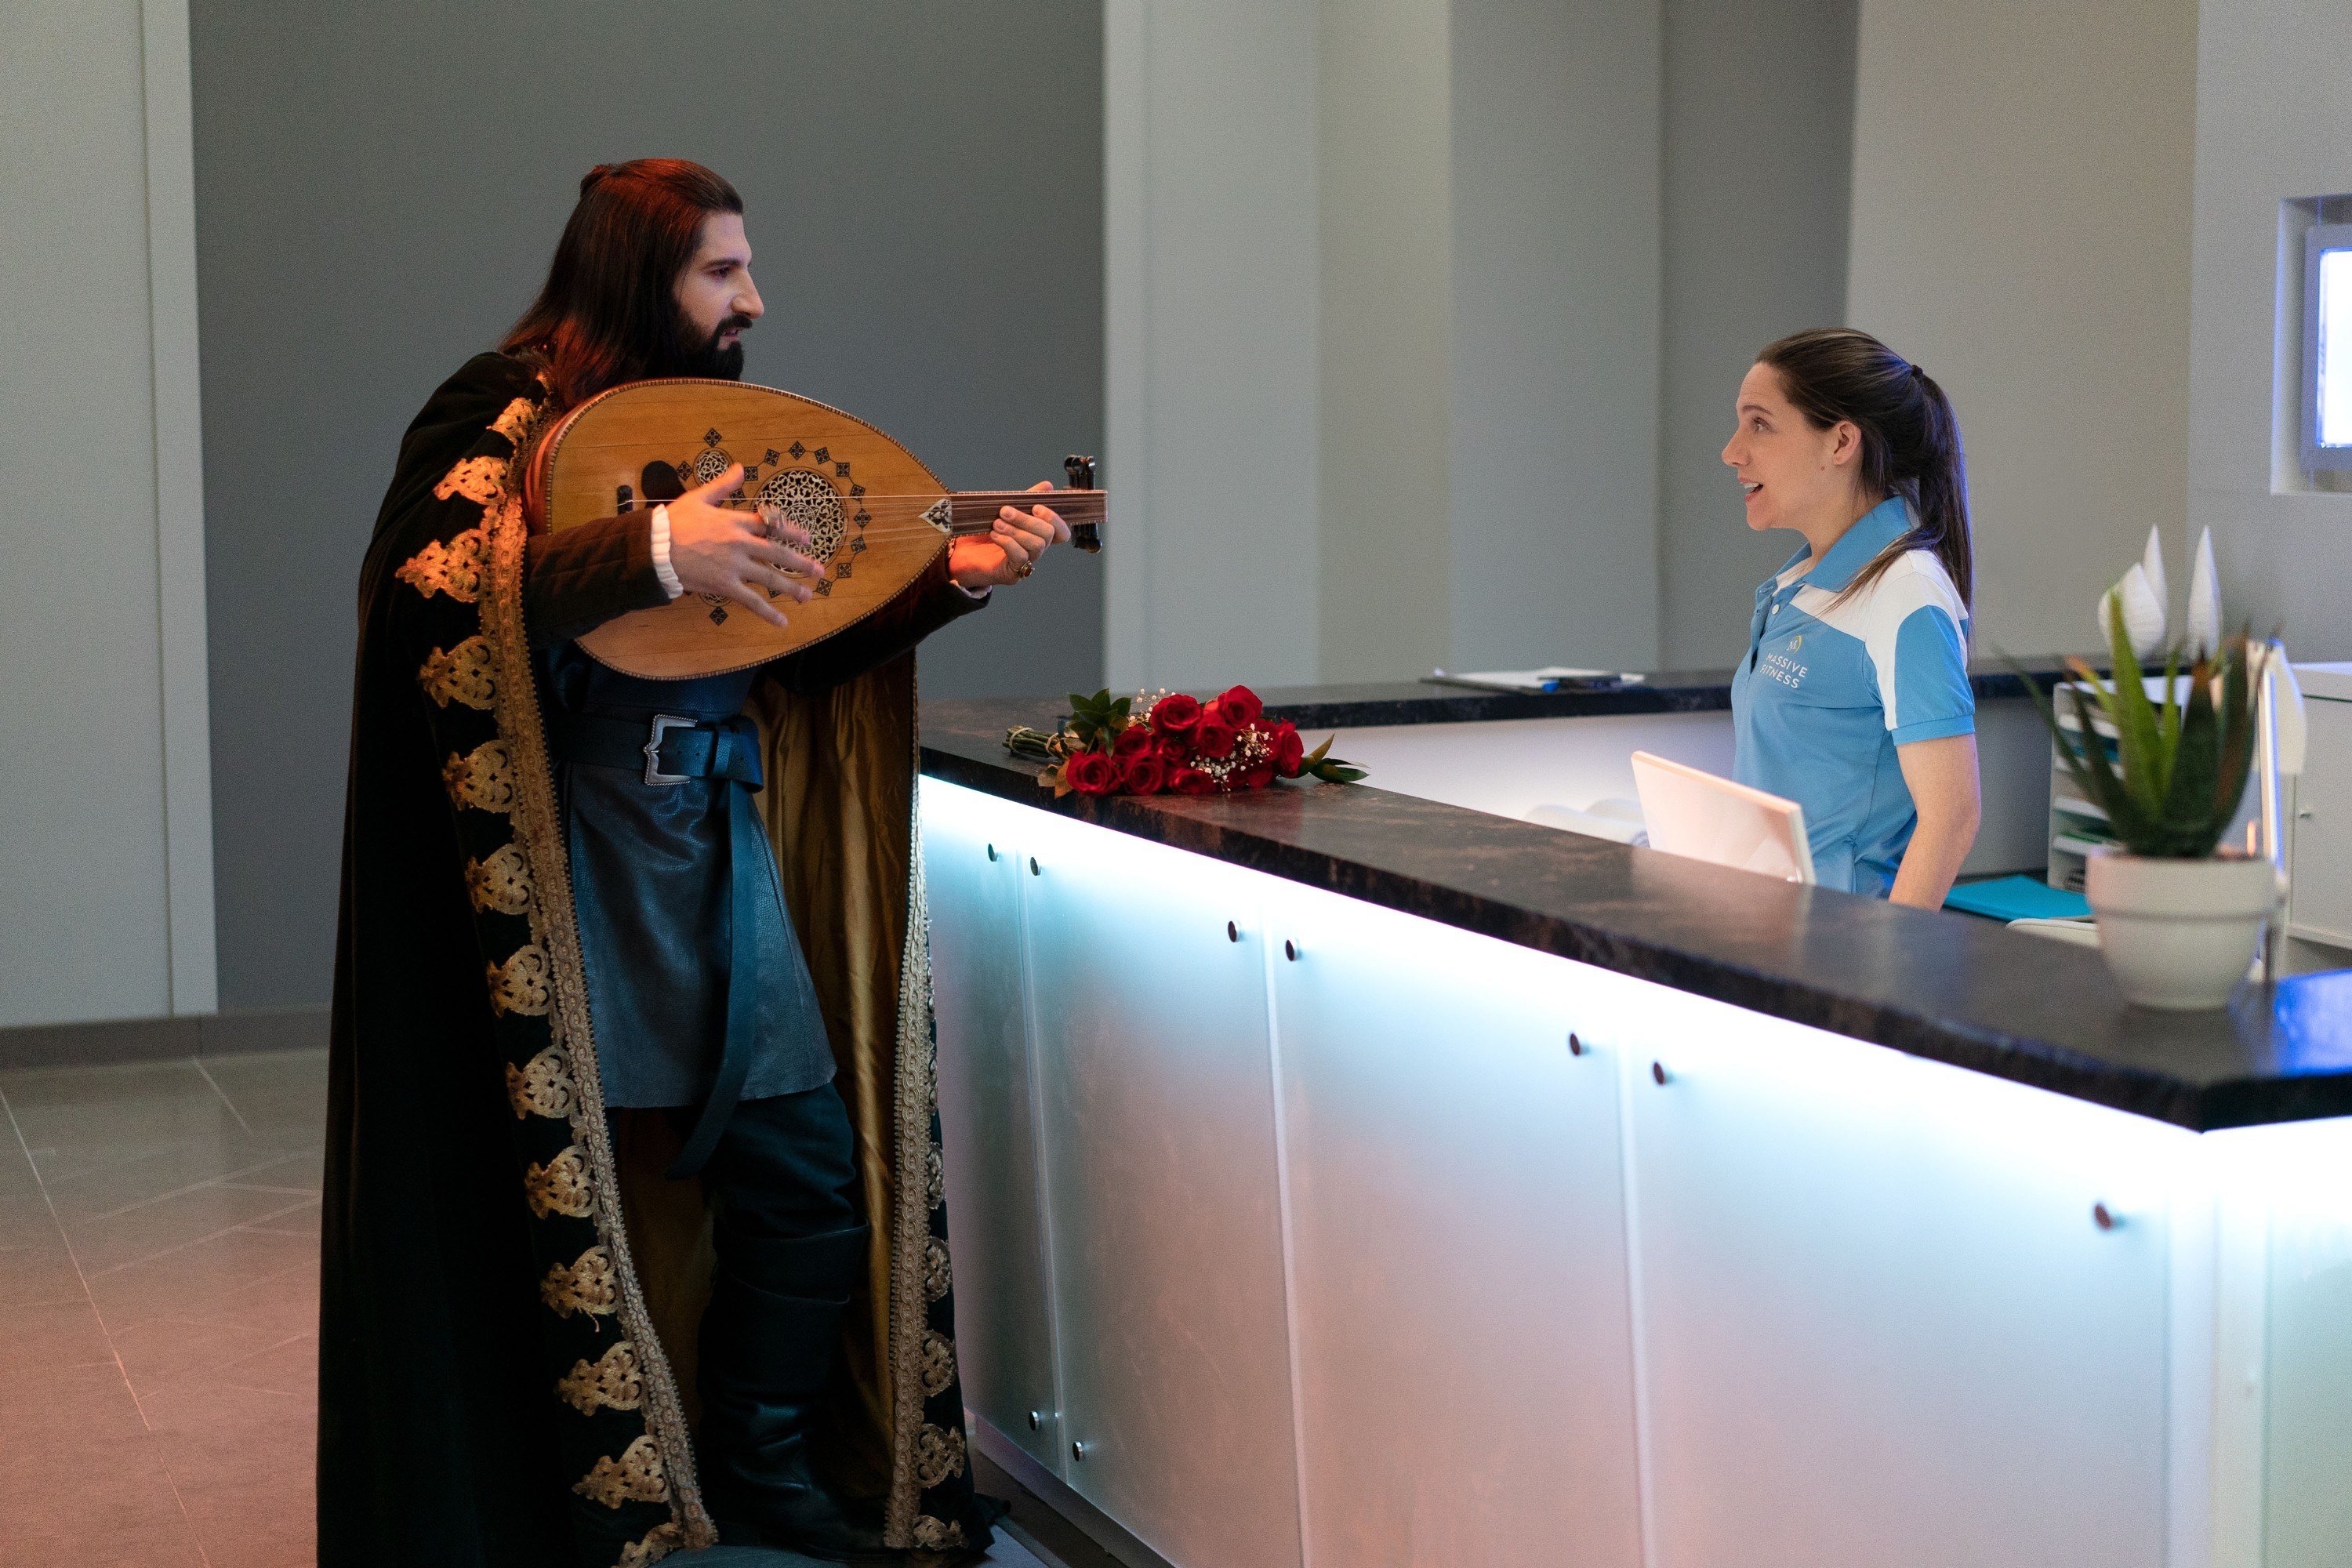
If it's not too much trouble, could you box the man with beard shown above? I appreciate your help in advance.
[321,160,1065,1566]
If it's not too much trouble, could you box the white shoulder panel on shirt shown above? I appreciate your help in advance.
[1791,550,1967,724]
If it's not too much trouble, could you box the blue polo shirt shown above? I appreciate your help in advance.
[1730,496,1973,896]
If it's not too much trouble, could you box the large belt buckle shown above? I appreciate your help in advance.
[644,714,695,786]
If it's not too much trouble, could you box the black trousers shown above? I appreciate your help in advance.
[688,1083,862,1269]
[646,1082,873,1522]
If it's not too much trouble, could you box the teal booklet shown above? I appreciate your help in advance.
[1943,874,2092,923]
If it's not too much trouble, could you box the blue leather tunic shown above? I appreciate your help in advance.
[540,644,833,1109]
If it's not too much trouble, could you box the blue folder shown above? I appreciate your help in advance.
[1942,874,2092,923]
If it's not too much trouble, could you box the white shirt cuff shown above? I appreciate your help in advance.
[649,504,684,599]
[953,580,992,601]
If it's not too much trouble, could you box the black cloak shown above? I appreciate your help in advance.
[321,354,992,1566]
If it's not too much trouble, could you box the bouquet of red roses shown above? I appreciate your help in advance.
[1006,685,1367,798]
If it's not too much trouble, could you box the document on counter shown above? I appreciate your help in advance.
[1425,667,1647,695]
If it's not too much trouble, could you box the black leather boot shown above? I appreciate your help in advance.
[697,1224,894,1563]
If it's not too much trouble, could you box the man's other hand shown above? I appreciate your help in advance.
[666,463,822,627]
[948,480,1071,592]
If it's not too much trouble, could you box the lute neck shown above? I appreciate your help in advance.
[946,488,1107,554]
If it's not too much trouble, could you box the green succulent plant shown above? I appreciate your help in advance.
[2022,596,2257,859]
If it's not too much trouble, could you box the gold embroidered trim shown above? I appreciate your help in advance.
[573,1434,669,1508]
[557,1340,645,1415]
[920,1330,956,1399]
[466,841,533,916]
[434,453,510,508]
[615,1523,684,1568]
[541,1244,619,1318]
[912,1425,966,1490]
[474,428,715,1548]
[524,1142,593,1218]
[506,1046,576,1120]
[394,528,487,603]
[886,753,942,1543]
[418,636,496,710]
[490,396,538,446]
[485,944,551,1017]
[922,1236,951,1305]
[443,740,517,814]
[912,1515,968,1551]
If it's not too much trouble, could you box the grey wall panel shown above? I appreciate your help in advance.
[1447,0,1663,673]
[190,0,1103,1009]
[0,0,173,1027]
[1656,0,1858,670]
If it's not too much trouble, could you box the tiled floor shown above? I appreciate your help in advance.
[0,1050,1054,1568]
[0,1051,324,1567]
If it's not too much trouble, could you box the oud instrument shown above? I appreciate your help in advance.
[521,378,1105,679]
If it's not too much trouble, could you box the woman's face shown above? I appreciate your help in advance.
[1720,361,1860,535]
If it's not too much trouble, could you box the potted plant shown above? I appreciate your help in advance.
[2024,595,2274,1009]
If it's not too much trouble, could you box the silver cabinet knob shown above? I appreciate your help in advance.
[985,843,998,862]
[1027,1410,1043,1431]
[1029,856,1040,877]
[1071,1439,1089,1462]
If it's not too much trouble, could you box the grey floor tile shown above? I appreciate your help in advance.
[82,1224,318,1333]
[198,1049,329,1143]
[61,1183,322,1277]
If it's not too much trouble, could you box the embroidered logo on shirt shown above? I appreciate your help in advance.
[1761,651,1810,690]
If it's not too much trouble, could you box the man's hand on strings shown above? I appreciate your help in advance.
[949,481,1070,592]
[665,463,822,627]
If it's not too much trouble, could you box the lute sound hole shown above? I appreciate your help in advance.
[757,469,847,562]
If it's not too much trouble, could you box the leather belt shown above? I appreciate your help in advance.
[546,710,768,1180]
[544,710,765,789]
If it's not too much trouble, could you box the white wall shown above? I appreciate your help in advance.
[0,0,214,1027]
[1109,0,1675,689]
[1846,0,2199,659]
[1105,0,1323,691]
[2187,0,2352,661]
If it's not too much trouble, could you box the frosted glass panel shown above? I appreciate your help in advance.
[2254,1117,2352,1566]
[1268,888,1642,1568]
[2320,248,2351,448]
[1021,809,1303,1568]
[922,782,1060,1469]
[1615,985,2184,1568]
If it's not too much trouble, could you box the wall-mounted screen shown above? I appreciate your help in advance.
[2305,223,2352,471]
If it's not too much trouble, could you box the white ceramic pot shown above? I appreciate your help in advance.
[2084,851,2280,1010]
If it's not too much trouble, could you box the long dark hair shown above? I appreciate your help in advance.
[1756,327,1973,612]
[501,159,743,411]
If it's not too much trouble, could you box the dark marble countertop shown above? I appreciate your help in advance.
[1241,661,2059,731]
[919,684,2352,1134]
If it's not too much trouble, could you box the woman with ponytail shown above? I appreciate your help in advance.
[1719,328,1981,906]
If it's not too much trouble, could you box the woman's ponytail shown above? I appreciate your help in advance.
[1755,328,1973,614]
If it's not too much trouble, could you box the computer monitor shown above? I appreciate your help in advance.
[1630,750,1816,885]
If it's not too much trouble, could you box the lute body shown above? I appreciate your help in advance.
[522,378,1105,679]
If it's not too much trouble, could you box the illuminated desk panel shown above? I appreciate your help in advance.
[919,688,2352,1568]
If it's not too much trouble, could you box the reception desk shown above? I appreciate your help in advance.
[917,676,2352,1568]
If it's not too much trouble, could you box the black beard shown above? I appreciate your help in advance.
[673,313,751,380]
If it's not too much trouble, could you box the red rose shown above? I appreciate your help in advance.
[1193,717,1238,759]
[1155,733,1190,764]
[1171,766,1216,795]
[1112,724,1154,757]
[1214,684,1264,725]
[1240,764,1276,789]
[1149,692,1202,735]
[1268,721,1305,775]
[1122,753,1169,795]
[1065,750,1119,795]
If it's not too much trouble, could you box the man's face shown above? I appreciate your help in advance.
[674,211,763,379]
